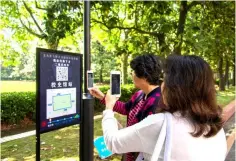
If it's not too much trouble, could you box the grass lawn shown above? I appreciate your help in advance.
[1,81,108,93]
[1,114,127,161]
[216,86,235,107]
[1,125,82,161]
[1,81,36,92]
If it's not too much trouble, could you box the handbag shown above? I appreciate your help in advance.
[150,112,173,161]
[135,112,173,161]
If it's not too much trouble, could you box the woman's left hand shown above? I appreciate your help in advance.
[105,90,117,110]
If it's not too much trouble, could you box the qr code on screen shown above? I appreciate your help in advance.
[56,67,68,81]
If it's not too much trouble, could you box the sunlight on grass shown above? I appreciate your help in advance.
[1,158,17,161]
[1,114,126,161]
[216,86,235,107]
[1,81,35,92]
[24,154,36,161]
[54,135,62,139]
[1,81,104,93]
[51,157,79,161]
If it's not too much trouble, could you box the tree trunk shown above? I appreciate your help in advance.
[99,65,103,83]
[224,59,229,88]
[47,41,59,50]
[157,33,170,57]
[122,52,129,85]
[218,57,225,91]
[173,1,188,55]
[233,63,235,86]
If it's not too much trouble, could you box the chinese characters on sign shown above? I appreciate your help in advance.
[51,81,72,88]
[37,48,82,134]
[42,52,77,89]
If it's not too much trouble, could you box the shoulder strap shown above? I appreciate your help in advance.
[151,113,173,161]
[163,113,173,161]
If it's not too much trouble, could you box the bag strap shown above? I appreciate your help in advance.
[163,113,173,161]
[150,113,167,161]
[151,113,173,161]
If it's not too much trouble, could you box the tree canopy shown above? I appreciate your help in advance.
[1,1,235,90]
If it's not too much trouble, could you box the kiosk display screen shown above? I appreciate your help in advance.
[36,48,82,133]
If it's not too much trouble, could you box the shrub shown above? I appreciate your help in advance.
[1,92,36,124]
[94,77,110,84]
[1,84,137,124]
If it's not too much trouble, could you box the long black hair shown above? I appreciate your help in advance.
[158,55,223,138]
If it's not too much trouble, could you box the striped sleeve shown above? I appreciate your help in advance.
[100,95,130,115]
[113,101,130,115]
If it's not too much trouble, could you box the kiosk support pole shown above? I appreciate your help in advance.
[83,0,90,93]
[80,1,94,161]
[36,54,40,161]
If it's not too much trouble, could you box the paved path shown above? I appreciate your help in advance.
[0,115,103,144]
[224,112,235,137]
[0,130,35,143]
[223,112,235,161]
[225,142,235,161]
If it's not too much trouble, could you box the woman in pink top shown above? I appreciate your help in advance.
[90,54,163,161]
[102,55,227,161]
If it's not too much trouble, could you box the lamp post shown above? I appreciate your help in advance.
[80,1,94,161]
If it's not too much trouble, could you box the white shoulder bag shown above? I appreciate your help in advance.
[151,112,173,161]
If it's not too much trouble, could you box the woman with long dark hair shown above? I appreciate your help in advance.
[102,55,227,161]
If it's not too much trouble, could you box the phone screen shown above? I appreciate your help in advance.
[88,73,93,88]
[111,74,120,95]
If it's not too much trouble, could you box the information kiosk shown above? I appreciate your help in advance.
[36,48,82,160]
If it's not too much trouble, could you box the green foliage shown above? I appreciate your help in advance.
[1,92,36,124]
[43,1,83,48]
[0,1,83,50]
[0,38,21,67]
[91,41,118,83]
[1,52,36,81]
[1,1,234,89]
[94,77,110,84]
[1,66,14,80]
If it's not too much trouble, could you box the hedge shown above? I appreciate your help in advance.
[1,84,137,125]
[1,92,36,124]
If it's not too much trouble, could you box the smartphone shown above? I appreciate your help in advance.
[87,70,94,90]
[110,71,121,97]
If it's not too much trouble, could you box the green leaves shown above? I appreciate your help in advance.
[1,1,234,87]
[1,92,36,124]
